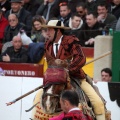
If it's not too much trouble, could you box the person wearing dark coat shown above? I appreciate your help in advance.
[79,12,105,47]
[56,0,84,15]
[3,14,25,43]
[116,17,120,31]
[65,13,83,40]
[0,0,11,14]
[110,0,120,20]
[5,0,32,34]
[0,36,28,63]
[36,0,56,21]
[97,2,117,29]
[86,0,97,12]
[23,0,41,17]
[58,2,71,27]
[76,2,87,23]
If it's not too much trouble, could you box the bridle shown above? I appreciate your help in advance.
[43,82,67,98]
[42,82,67,112]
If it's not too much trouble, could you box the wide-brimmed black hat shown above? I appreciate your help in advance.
[10,0,22,3]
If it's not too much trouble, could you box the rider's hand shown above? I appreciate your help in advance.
[85,38,95,45]
[55,59,68,68]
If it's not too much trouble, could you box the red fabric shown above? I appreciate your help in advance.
[43,67,67,86]
[0,15,8,43]
[49,110,93,120]
[63,110,88,120]
[49,112,65,120]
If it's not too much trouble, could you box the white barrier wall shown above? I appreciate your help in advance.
[0,77,120,120]
[0,76,43,120]
[94,35,112,80]
[94,82,120,120]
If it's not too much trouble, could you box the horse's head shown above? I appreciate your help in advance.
[41,67,73,114]
[42,83,66,114]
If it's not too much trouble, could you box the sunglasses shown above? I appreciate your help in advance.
[77,11,84,13]
[8,19,16,22]
[59,2,67,6]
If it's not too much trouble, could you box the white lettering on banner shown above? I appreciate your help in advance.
[4,70,36,76]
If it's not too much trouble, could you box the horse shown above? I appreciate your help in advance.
[31,66,95,120]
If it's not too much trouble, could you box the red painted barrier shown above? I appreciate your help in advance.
[0,63,43,77]
[82,47,94,57]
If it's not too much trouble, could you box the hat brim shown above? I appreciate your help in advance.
[41,25,70,30]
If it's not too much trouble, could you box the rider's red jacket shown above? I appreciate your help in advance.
[45,35,86,79]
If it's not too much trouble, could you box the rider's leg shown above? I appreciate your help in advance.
[80,79,105,120]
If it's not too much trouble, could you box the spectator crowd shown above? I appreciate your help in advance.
[0,0,120,63]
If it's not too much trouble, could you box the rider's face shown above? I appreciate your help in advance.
[46,28,55,41]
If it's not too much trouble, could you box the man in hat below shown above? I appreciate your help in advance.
[41,20,106,120]
[5,0,32,35]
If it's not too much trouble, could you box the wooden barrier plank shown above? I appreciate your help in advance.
[82,47,94,57]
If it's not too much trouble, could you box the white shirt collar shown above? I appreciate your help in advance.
[68,107,80,112]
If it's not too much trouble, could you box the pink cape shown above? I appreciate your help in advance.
[49,112,65,120]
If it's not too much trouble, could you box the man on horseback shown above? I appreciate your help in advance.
[41,19,105,120]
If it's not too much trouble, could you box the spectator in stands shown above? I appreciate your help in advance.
[0,7,8,43]
[95,0,107,4]
[0,35,28,63]
[97,3,117,29]
[3,14,25,43]
[5,0,32,34]
[58,2,71,26]
[101,68,112,82]
[86,0,97,12]
[76,2,87,23]
[23,0,41,17]
[36,0,56,22]
[79,11,105,47]
[65,13,83,39]
[53,0,83,16]
[110,0,120,20]
[94,68,112,83]
[50,90,87,120]
[0,0,11,14]
[116,17,120,31]
[31,15,46,43]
